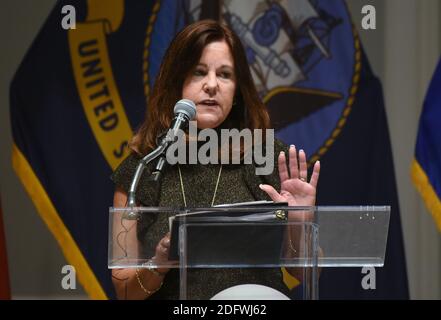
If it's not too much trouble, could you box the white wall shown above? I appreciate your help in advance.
[0,0,440,299]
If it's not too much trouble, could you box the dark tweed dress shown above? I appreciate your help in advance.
[111,139,291,299]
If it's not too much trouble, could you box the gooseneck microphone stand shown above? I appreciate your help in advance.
[125,133,175,219]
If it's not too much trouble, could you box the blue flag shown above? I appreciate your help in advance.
[411,58,441,232]
[10,0,408,299]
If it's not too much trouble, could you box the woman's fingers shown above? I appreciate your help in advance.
[259,184,284,202]
[162,233,171,249]
[309,161,320,188]
[156,234,171,257]
[289,145,299,179]
[298,149,308,181]
[278,151,289,183]
[156,243,168,255]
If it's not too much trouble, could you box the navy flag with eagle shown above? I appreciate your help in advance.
[10,0,408,299]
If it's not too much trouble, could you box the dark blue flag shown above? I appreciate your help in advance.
[10,0,408,299]
[411,58,441,232]
[9,0,165,299]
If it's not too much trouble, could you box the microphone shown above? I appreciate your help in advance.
[126,99,196,212]
[150,99,196,182]
[159,99,197,146]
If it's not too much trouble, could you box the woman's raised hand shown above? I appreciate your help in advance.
[259,145,320,207]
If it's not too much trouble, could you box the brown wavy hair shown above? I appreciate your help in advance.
[130,19,270,155]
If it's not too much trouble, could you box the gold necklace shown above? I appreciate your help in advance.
[178,164,222,207]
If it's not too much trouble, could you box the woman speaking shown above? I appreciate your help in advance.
[111,20,320,300]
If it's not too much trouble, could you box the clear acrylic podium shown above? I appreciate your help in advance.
[108,206,390,300]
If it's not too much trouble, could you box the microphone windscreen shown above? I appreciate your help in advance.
[174,99,196,120]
